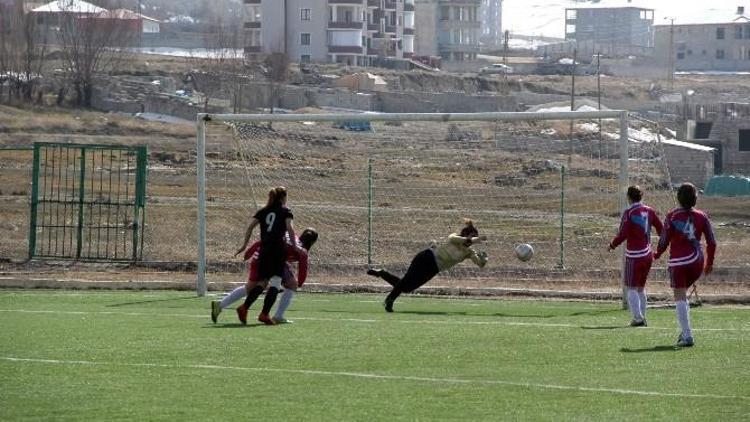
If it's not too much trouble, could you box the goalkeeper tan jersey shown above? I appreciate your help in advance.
[430,234,487,272]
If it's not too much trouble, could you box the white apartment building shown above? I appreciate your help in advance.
[244,0,415,65]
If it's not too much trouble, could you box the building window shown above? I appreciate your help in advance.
[702,49,707,55]
[677,52,685,60]
[300,8,311,21]
[247,6,261,22]
[740,130,750,151]
[687,49,693,55]
[300,55,311,63]
[695,122,713,139]
[716,27,725,39]
[716,49,725,59]
[300,33,311,46]
[746,25,750,39]
[735,25,743,39]
[440,6,450,20]
[246,30,261,47]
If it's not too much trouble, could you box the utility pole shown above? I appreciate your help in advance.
[597,51,602,169]
[667,17,675,91]
[569,48,577,162]
[503,29,509,93]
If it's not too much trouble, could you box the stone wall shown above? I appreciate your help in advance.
[663,142,715,188]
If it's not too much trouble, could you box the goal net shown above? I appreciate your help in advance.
[195,111,675,297]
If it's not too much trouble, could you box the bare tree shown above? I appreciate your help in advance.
[187,3,245,113]
[0,0,47,104]
[264,52,289,114]
[57,1,136,107]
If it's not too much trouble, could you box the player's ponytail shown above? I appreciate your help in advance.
[677,183,697,209]
[264,186,288,209]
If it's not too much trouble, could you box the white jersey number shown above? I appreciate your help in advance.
[265,212,276,232]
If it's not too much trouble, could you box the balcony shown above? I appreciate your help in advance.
[244,46,261,53]
[243,0,261,4]
[367,0,378,7]
[328,0,363,4]
[403,28,414,35]
[367,23,379,31]
[385,25,396,33]
[244,22,261,29]
[384,1,396,9]
[329,45,364,54]
[404,3,414,12]
[329,21,364,29]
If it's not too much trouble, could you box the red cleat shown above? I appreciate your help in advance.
[258,313,275,325]
[236,305,248,325]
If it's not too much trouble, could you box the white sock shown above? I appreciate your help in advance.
[676,300,692,338]
[628,289,643,321]
[273,289,295,320]
[220,285,247,309]
[638,291,647,319]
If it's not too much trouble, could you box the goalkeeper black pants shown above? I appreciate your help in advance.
[394,249,440,294]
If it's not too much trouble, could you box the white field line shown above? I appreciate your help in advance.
[1,356,747,401]
[0,309,748,332]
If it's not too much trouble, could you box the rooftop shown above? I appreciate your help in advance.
[32,0,105,14]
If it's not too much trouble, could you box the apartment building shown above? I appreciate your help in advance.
[480,0,502,46]
[564,2,654,57]
[243,0,414,66]
[654,7,750,72]
[414,0,481,61]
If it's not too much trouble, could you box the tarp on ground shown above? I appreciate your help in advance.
[704,175,750,196]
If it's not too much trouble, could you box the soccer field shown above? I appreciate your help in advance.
[1,291,748,421]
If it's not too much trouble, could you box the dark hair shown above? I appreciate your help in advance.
[677,183,697,209]
[299,228,318,250]
[459,218,478,238]
[626,185,643,203]
[265,186,287,209]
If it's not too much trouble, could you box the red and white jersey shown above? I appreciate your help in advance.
[657,207,716,268]
[610,202,663,259]
[243,237,310,285]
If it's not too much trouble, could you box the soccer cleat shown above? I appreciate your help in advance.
[384,296,394,313]
[258,313,275,325]
[236,305,248,325]
[629,319,647,327]
[676,334,695,347]
[271,317,293,324]
[211,301,221,323]
[367,268,383,277]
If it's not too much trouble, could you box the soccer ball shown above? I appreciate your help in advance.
[514,243,534,262]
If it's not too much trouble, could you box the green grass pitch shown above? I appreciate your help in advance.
[1,290,748,421]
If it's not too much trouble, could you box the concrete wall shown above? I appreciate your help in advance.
[720,121,750,175]
[377,91,516,113]
[663,143,715,188]
[414,0,439,56]
[654,22,750,71]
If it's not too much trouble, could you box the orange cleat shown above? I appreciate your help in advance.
[258,313,275,325]
[236,305,248,325]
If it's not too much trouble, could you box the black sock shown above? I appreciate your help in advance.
[243,285,264,309]
[261,286,280,315]
[386,287,401,303]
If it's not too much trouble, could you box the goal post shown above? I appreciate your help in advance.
[196,110,631,296]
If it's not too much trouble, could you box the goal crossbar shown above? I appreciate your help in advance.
[195,110,630,298]
[200,110,626,124]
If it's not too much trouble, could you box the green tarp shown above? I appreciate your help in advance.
[704,175,750,197]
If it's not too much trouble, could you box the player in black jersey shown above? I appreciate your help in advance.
[235,186,304,324]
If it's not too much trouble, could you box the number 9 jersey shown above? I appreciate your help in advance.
[254,204,294,244]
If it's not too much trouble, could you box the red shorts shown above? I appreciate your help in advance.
[669,258,704,289]
[624,255,653,289]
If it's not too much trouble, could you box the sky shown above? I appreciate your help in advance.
[503,0,750,38]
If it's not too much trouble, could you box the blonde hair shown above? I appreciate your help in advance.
[264,186,287,209]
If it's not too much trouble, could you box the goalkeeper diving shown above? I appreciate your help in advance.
[366,219,488,312]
